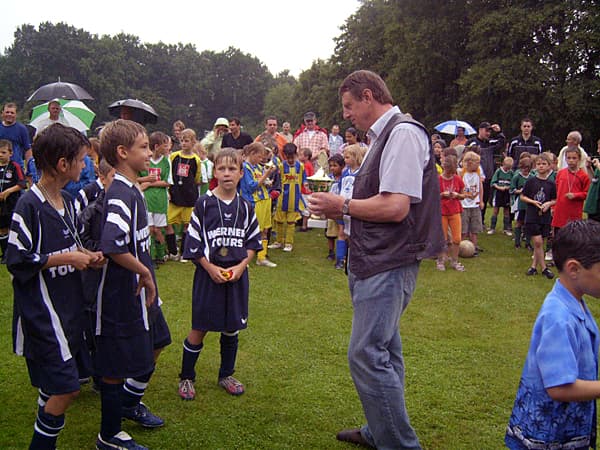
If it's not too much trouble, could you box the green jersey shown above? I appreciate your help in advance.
[140,155,172,213]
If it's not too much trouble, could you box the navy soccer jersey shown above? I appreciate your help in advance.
[183,191,262,266]
[183,191,262,332]
[97,173,158,337]
[7,185,85,364]
[74,178,103,215]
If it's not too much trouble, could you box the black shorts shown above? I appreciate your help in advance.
[95,332,154,379]
[26,355,81,395]
[491,190,510,208]
[150,306,171,350]
[524,223,551,238]
[516,210,526,222]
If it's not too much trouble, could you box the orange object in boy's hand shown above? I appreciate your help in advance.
[221,270,233,280]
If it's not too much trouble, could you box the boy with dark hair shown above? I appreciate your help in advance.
[520,153,557,278]
[0,138,26,262]
[268,143,307,252]
[506,220,600,449]
[7,123,102,449]
[178,148,262,400]
[96,119,171,450]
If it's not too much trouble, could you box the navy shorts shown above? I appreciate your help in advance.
[26,355,81,395]
[525,223,551,238]
[191,267,249,332]
[95,332,154,379]
[150,306,171,350]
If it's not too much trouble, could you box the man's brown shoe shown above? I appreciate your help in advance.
[336,428,374,447]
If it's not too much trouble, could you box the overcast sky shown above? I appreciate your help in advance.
[0,0,361,77]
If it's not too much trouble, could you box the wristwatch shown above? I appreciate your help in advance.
[342,198,351,215]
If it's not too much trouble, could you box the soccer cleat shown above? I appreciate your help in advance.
[335,260,345,270]
[178,379,196,400]
[435,259,446,271]
[450,260,465,272]
[283,244,293,252]
[503,230,513,236]
[122,402,164,428]
[326,252,335,261]
[168,252,180,261]
[542,268,555,279]
[179,258,189,264]
[526,267,538,276]
[487,229,495,235]
[267,242,282,249]
[96,431,148,450]
[544,250,553,262]
[218,376,245,395]
[256,258,277,267]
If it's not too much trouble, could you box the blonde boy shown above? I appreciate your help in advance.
[459,151,484,254]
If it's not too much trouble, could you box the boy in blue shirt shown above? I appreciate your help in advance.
[96,120,171,450]
[506,220,600,449]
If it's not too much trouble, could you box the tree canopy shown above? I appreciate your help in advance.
[1,2,598,150]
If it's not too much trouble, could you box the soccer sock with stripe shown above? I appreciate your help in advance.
[219,332,239,379]
[122,370,153,409]
[180,339,203,381]
[285,222,295,245]
[100,381,122,440]
[30,408,65,450]
[336,239,347,264]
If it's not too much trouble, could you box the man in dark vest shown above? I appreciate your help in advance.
[309,70,444,449]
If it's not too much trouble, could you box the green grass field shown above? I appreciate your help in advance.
[1,228,597,449]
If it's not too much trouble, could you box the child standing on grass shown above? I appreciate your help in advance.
[139,131,173,267]
[0,139,26,263]
[325,154,345,261]
[268,143,307,252]
[7,124,102,450]
[520,152,557,278]
[178,148,262,400]
[488,156,514,236]
[165,128,201,261]
[511,154,533,249]
[96,120,171,450]
[240,142,277,267]
[551,146,590,230]
[298,147,314,232]
[198,144,213,195]
[459,151,484,255]
[437,154,465,271]
[505,220,600,450]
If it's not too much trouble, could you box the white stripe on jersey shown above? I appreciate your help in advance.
[8,230,29,253]
[187,211,202,243]
[132,203,149,331]
[10,212,32,247]
[106,212,131,243]
[38,273,72,362]
[108,198,132,220]
[96,263,108,335]
[14,316,24,356]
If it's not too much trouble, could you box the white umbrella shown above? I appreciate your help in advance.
[434,120,476,136]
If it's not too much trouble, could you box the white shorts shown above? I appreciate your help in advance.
[148,212,167,228]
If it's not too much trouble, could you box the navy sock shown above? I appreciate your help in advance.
[0,233,8,257]
[514,227,522,245]
[100,381,122,440]
[180,338,203,381]
[30,408,65,450]
[180,233,187,255]
[122,370,153,409]
[166,233,178,255]
[490,215,497,230]
[335,239,347,264]
[219,333,239,379]
[503,213,511,231]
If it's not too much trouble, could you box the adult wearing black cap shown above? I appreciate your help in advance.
[466,121,506,225]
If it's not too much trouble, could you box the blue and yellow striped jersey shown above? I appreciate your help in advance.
[278,160,306,213]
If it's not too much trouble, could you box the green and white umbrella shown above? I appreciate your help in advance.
[30,99,95,133]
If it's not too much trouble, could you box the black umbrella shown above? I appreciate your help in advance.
[108,99,158,125]
[27,80,94,102]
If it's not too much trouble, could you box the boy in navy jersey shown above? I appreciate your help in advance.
[178,148,262,400]
[7,124,103,449]
[95,120,171,450]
